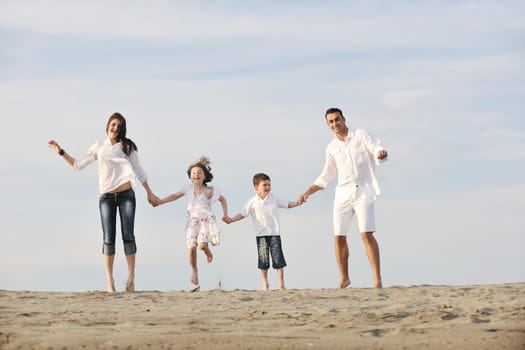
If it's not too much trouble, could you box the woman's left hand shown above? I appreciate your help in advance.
[148,193,161,207]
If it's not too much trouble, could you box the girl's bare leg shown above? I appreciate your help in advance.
[199,242,213,263]
[188,247,199,285]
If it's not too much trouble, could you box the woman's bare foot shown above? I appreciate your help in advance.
[339,278,351,289]
[107,278,116,293]
[126,280,135,292]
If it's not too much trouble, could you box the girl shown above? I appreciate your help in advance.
[48,112,159,293]
[156,156,228,290]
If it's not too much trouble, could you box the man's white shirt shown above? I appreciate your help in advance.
[314,128,386,199]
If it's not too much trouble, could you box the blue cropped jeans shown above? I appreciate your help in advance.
[99,188,136,256]
[256,235,287,270]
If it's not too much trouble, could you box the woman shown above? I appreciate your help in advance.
[48,112,159,293]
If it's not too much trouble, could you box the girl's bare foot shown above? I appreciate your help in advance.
[205,250,213,263]
[339,278,351,289]
[199,243,213,263]
[191,268,199,286]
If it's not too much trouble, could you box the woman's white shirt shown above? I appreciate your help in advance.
[73,138,147,194]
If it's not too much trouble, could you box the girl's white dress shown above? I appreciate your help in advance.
[182,183,221,248]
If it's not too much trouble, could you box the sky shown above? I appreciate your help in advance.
[1,0,524,292]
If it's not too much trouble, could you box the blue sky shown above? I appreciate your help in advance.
[1,0,524,292]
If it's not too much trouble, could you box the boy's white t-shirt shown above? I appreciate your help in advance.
[241,193,289,237]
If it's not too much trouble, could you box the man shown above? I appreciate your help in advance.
[299,107,388,288]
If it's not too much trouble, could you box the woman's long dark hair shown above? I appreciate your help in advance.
[106,112,137,156]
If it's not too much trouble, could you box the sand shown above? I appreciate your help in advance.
[1,283,524,350]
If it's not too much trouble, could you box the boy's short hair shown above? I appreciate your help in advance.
[253,173,271,186]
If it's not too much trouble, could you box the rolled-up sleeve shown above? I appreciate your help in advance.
[241,199,253,218]
[128,151,148,183]
[72,143,98,171]
[313,148,337,189]
[359,129,386,165]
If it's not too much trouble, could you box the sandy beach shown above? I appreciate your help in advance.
[1,283,524,350]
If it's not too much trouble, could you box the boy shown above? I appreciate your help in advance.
[224,173,301,290]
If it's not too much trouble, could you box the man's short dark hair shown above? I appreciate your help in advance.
[325,107,343,119]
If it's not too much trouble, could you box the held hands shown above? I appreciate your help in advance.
[222,215,233,224]
[297,193,309,205]
[148,193,161,207]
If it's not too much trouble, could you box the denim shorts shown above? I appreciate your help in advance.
[99,188,136,256]
[256,235,287,270]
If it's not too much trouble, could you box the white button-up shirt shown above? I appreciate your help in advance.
[241,193,290,236]
[314,128,385,198]
[72,138,148,194]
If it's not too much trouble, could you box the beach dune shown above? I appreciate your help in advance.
[1,283,524,349]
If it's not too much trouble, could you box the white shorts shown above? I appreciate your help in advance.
[333,185,376,235]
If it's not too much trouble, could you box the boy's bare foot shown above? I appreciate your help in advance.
[262,281,270,291]
[339,278,351,289]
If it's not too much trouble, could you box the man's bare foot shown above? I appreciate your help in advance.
[339,278,351,289]
[374,280,383,288]
[191,268,199,286]
[279,285,286,291]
